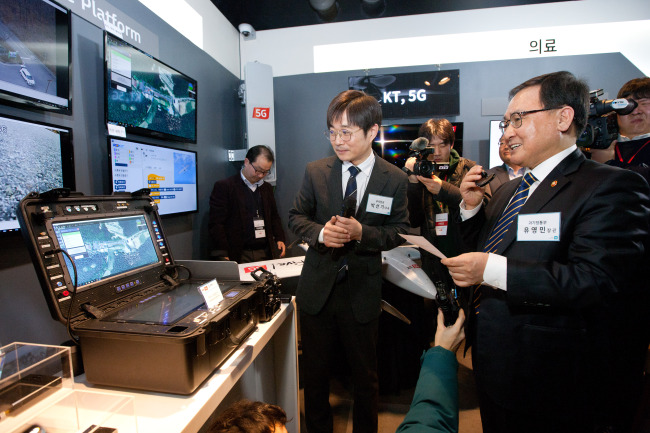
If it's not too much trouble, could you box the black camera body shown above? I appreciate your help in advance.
[404,137,451,177]
[577,89,637,149]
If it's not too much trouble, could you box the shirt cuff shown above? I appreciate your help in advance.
[482,253,507,291]
[459,200,482,221]
[318,227,325,243]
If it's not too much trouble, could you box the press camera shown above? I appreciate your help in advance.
[576,89,637,149]
[403,137,451,177]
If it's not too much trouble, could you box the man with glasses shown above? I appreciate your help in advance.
[289,90,409,433]
[441,71,650,432]
[209,145,286,263]
[484,135,525,194]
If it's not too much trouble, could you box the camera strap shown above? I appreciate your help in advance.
[615,139,650,164]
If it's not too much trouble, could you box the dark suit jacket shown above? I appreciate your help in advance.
[461,149,650,416]
[484,163,511,195]
[288,155,409,323]
[208,173,286,263]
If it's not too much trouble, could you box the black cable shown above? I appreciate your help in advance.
[54,248,80,345]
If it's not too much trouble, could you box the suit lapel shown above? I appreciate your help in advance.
[495,149,585,253]
[328,157,344,217]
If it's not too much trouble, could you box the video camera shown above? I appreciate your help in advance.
[403,137,451,178]
[576,89,637,149]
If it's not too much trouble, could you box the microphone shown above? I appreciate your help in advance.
[342,195,356,218]
[409,137,429,151]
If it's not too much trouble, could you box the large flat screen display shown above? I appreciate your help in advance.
[105,33,197,143]
[372,122,464,169]
[0,0,71,113]
[488,120,503,169]
[109,137,198,216]
[0,114,74,234]
[51,214,160,290]
[349,70,460,119]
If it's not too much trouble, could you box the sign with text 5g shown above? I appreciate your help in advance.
[252,107,270,119]
[348,69,459,119]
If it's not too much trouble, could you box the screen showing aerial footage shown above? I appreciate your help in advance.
[109,138,198,215]
[52,215,160,289]
[0,115,73,233]
[105,33,197,143]
[0,0,70,111]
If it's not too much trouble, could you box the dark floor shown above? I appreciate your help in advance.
[298,340,483,433]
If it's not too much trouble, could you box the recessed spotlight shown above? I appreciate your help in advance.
[438,77,450,85]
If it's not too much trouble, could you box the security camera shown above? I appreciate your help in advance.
[238,23,256,40]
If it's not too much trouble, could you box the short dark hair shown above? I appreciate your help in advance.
[617,77,650,100]
[326,90,382,135]
[418,118,455,146]
[509,71,589,137]
[246,145,275,164]
[209,400,287,433]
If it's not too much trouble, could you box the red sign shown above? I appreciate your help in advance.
[252,107,270,119]
[243,265,268,273]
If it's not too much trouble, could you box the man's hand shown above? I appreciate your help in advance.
[404,157,419,183]
[441,252,489,287]
[335,215,363,241]
[277,241,286,258]
[323,216,350,247]
[460,165,487,210]
[416,174,443,195]
[590,140,616,163]
[434,308,465,353]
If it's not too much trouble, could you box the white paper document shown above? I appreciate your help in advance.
[399,234,448,260]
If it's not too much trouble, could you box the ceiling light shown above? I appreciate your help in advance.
[438,77,450,85]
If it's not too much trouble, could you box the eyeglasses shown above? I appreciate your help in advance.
[325,128,362,142]
[250,162,271,175]
[498,107,562,132]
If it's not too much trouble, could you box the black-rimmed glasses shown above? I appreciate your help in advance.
[325,128,362,142]
[498,107,562,132]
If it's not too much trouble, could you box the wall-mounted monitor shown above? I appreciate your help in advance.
[109,137,198,216]
[349,70,460,119]
[488,120,503,169]
[373,122,464,169]
[105,33,197,143]
[0,114,75,234]
[0,0,71,113]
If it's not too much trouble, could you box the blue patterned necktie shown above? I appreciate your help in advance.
[335,165,361,282]
[474,171,537,314]
[342,166,360,214]
[483,171,538,253]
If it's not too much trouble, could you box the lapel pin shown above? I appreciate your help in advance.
[551,180,558,187]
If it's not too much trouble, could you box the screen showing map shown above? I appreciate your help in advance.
[105,33,197,143]
[0,114,74,234]
[52,215,160,288]
[109,137,198,215]
[0,0,71,112]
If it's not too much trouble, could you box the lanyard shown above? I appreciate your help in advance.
[615,139,650,164]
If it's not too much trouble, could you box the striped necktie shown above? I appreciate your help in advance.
[483,171,538,253]
[474,171,537,315]
[342,166,360,214]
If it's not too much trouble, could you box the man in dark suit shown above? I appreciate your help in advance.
[288,90,409,433]
[442,71,650,433]
[484,135,524,194]
[209,145,286,263]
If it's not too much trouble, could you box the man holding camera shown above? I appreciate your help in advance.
[590,77,650,184]
[442,71,650,432]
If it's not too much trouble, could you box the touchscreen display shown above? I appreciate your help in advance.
[103,281,240,325]
[52,215,159,288]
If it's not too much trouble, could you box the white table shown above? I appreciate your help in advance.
[74,300,299,433]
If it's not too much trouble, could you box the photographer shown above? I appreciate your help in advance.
[590,77,650,184]
[405,119,478,261]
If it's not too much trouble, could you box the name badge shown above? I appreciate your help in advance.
[435,213,448,236]
[254,218,266,239]
[517,212,561,241]
[366,194,393,215]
